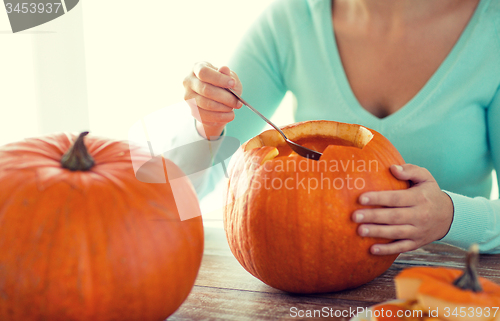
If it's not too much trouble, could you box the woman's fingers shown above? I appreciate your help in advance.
[183,61,243,138]
[194,61,235,88]
[190,79,241,109]
[184,62,242,109]
[189,104,235,126]
[353,207,413,225]
[195,92,237,113]
[218,65,231,77]
[390,164,435,185]
[352,163,454,256]
[358,164,436,208]
[370,240,418,255]
[359,189,414,207]
[358,223,414,240]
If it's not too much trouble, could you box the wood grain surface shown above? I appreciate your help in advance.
[169,227,500,321]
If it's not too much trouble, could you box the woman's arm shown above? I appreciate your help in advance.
[438,86,500,253]
[174,0,290,198]
[225,0,290,144]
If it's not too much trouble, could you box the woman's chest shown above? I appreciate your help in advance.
[334,35,456,118]
[331,2,479,118]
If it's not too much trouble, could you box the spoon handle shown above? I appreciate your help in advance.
[224,88,288,139]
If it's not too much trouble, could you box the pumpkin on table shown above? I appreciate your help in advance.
[368,246,500,321]
[0,132,204,321]
[223,120,409,293]
[393,245,500,321]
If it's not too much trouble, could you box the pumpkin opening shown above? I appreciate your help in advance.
[244,121,374,161]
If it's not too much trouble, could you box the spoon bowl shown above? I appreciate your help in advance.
[224,88,322,161]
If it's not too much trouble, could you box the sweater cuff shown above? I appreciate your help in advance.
[439,191,493,250]
[167,118,225,173]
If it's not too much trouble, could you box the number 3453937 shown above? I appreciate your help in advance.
[443,307,499,318]
[5,3,63,14]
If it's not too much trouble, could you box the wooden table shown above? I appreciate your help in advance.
[170,227,500,321]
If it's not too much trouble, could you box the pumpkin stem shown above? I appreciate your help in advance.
[453,244,482,292]
[61,132,95,171]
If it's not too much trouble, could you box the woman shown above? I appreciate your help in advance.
[182,0,500,254]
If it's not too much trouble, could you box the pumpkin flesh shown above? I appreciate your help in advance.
[372,246,500,321]
[395,267,500,321]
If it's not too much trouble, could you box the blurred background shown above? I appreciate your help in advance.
[0,1,497,224]
[0,0,293,146]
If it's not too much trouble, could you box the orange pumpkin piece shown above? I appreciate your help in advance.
[0,132,204,321]
[224,120,409,293]
[395,245,500,321]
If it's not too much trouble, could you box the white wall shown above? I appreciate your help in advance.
[81,0,282,140]
[0,0,284,146]
[0,10,40,145]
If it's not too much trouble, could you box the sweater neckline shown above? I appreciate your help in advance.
[322,0,489,126]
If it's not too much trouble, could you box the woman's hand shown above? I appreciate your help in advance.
[352,164,454,255]
[183,62,243,140]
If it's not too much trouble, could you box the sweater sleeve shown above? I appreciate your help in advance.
[440,86,500,254]
[225,0,290,144]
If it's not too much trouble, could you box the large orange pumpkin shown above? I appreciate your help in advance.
[0,132,204,321]
[224,120,409,293]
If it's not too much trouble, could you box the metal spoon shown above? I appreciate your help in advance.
[225,88,322,161]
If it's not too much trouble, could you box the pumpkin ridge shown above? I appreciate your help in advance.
[244,153,265,280]
[41,190,70,318]
[226,150,252,277]
[78,194,95,317]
